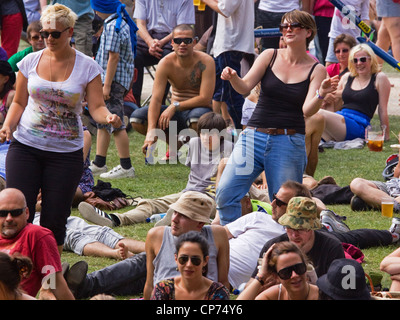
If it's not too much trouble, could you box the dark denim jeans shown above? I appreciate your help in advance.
[78,252,147,298]
[213,51,245,129]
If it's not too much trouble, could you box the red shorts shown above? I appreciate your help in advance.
[1,12,23,58]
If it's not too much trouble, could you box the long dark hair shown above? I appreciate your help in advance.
[175,231,209,276]
[0,61,15,99]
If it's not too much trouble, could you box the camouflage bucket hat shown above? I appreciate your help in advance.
[278,196,321,230]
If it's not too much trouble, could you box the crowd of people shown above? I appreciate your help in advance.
[0,0,400,303]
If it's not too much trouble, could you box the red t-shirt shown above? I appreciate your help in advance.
[0,223,62,297]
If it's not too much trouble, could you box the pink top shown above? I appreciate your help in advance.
[313,0,334,17]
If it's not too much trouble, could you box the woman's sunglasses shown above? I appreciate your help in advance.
[272,193,288,207]
[39,27,70,39]
[0,208,26,218]
[178,254,202,266]
[353,56,370,64]
[173,38,194,45]
[277,262,307,280]
[334,48,349,54]
[279,23,304,32]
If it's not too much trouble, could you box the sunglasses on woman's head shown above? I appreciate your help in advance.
[173,38,194,45]
[277,262,307,280]
[0,208,26,218]
[39,27,70,39]
[279,22,304,32]
[272,193,288,207]
[178,255,202,266]
[353,56,369,64]
[334,48,349,54]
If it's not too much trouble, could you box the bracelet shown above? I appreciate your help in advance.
[316,89,325,100]
[255,274,265,286]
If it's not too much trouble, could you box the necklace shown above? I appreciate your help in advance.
[356,76,370,89]
[49,50,72,92]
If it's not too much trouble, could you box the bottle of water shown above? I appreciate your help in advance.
[145,144,156,165]
[146,213,166,223]
[232,283,246,295]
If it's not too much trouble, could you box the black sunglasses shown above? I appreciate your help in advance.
[177,254,202,266]
[334,48,349,54]
[173,37,194,45]
[40,27,70,39]
[279,22,304,32]
[272,193,288,207]
[353,56,369,64]
[277,262,307,280]
[0,208,26,218]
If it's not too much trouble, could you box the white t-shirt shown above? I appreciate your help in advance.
[213,0,255,57]
[258,0,301,13]
[16,49,103,152]
[227,211,285,289]
[328,0,370,40]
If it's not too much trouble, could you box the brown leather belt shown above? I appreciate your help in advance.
[248,127,296,135]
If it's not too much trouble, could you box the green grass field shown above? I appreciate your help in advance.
[62,112,400,299]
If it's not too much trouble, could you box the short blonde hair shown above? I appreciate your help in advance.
[40,4,78,29]
[348,43,380,77]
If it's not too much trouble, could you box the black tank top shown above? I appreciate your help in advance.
[247,50,319,135]
[341,73,379,119]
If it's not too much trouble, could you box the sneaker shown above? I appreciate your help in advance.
[99,165,135,179]
[320,209,350,233]
[389,217,400,242]
[350,195,372,211]
[78,202,116,227]
[89,161,107,176]
[65,261,88,299]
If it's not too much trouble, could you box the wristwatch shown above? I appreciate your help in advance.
[173,101,180,111]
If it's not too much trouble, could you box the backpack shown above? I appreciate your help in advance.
[382,154,399,181]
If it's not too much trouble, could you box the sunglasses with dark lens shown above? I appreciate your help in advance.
[277,262,307,280]
[177,255,202,266]
[0,208,26,218]
[279,22,304,32]
[173,37,194,45]
[39,27,70,39]
[353,56,369,64]
[334,48,349,54]
[272,193,288,207]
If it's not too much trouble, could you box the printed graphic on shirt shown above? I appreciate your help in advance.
[29,87,81,140]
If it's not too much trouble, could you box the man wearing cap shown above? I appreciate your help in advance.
[250,196,345,289]
[65,191,229,299]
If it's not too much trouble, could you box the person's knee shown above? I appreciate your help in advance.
[131,122,147,135]
[349,177,368,194]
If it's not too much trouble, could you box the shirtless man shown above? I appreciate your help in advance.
[130,24,216,160]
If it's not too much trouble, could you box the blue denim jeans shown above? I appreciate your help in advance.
[216,128,307,225]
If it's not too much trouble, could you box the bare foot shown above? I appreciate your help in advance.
[115,243,134,260]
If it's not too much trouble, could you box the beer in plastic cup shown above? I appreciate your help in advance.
[198,1,206,10]
[193,0,200,5]
[381,198,394,218]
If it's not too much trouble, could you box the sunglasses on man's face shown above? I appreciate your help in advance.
[177,254,202,266]
[173,38,194,45]
[0,208,26,218]
[353,56,369,64]
[39,27,70,39]
[277,262,307,280]
[272,193,288,207]
[279,22,304,32]
[334,48,349,54]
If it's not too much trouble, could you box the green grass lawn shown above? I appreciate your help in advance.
[63,113,400,299]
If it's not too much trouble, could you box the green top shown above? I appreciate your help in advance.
[8,46,33,72]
